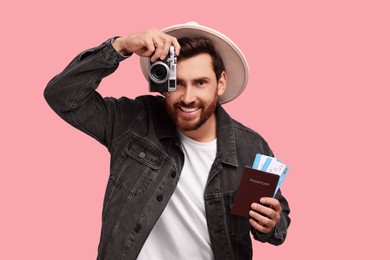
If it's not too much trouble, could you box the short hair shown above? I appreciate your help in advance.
[177,37,225,81]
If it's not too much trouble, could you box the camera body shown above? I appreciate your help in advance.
[149,45,177,92]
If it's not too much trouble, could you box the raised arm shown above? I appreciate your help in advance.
[44,29,180,148]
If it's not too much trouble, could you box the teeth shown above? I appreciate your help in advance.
[180,107,198,112]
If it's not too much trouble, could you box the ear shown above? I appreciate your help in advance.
[217,71,227,96]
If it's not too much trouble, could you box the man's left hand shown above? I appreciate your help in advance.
[249,197,282,234]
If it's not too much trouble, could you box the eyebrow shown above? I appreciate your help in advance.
[176,76,212,83]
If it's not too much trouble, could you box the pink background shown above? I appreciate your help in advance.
[1,0,389,259]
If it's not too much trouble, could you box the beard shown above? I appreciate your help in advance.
[166,94,218,132]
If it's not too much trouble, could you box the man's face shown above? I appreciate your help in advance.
[165,53,226,133]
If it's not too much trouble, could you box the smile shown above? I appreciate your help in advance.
[179,106,200,113]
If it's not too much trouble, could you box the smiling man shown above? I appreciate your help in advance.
[165,39,226,141]
[44,22,290,260]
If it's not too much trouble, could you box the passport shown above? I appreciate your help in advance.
[231,167,280,217]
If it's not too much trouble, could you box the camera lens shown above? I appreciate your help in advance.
[150,61,170,84]
[153,66,167,79]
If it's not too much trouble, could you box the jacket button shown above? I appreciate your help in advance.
[135,223,142,233]
[139,152,145,158]
[171,171,176,178]
[156,194,163,201]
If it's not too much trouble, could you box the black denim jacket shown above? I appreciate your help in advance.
[44,39,291,260]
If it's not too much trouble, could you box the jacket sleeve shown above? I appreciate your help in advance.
[44,38,141,149]
[251,188,291,245]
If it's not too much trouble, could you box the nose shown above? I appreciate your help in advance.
[181,86,196,104]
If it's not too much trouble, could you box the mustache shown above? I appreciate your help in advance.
[173,101,203,109]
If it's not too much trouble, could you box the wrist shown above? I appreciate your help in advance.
[112,37,131,56]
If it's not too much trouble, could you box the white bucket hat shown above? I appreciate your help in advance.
[139,22,249,104]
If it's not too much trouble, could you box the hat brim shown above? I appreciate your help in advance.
[139,22,249,104]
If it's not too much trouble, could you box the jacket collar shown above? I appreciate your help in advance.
[215,104,239,167]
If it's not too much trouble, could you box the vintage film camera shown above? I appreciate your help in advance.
[149,45,177,92]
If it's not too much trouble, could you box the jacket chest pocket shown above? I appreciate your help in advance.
[109,136,164,197]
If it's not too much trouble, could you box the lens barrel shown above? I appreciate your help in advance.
[149,61,169,84]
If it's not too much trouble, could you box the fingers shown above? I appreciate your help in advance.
[249,213,274,233]
[171,37,181,56]
[150,33,180,62]
[117,28,180,61]
[250,202,279,223]
[150,35,168,62]
[260,197,282,213]
[248,198,282,233]
[142,36,156,57]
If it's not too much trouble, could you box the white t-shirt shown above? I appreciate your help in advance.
[137,131,216,260]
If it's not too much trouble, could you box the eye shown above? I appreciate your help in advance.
[197,79,207,86]
[176,80,185,87]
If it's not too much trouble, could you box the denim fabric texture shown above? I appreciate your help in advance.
[44,39,291,260]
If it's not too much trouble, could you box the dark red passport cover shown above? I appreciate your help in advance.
[231,167,280,217]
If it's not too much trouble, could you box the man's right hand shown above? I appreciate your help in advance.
[112,29,181,62]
